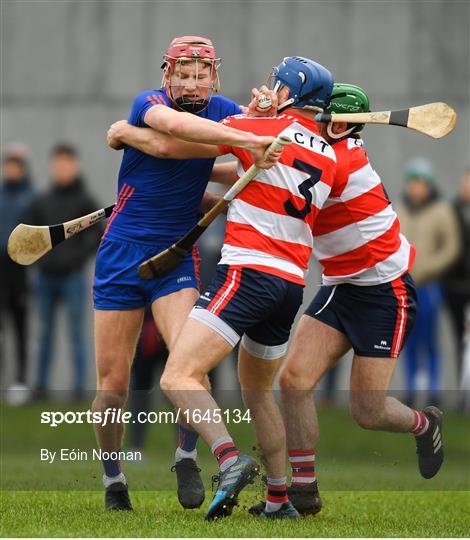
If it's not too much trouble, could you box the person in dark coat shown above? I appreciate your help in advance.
[29,144,102,399]
[0,145,37,402]
[443,169,470,382]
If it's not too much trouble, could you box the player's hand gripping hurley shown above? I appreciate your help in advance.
[139,135,292,279]
[8,205,115,265]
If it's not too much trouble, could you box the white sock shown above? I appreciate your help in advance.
[175,447,197,462]
[102,472,126,488]
[265,500,283,513]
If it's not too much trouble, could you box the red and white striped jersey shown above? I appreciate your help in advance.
[313,137,415,286]
[218,113,337,286]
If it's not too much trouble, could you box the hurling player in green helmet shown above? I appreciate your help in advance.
[323,82,370,141]
[276,80,443,519]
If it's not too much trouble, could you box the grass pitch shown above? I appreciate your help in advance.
[1,490,469,537]
[1,402,469,537]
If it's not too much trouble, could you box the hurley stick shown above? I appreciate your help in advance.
[315,102,457,139]
[8,204,115,265]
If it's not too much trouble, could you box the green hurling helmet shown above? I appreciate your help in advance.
[326,83,370,134]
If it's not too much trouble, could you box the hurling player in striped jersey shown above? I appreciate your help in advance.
[267,84,444,517]
[110,57,339,520]
[93,35,279,513]
[156,57,337,521]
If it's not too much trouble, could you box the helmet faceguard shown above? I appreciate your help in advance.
[267,56,334,113]
[325,83,370,140]
[161,36,221,113]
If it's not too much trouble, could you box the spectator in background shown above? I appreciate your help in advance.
[29,144,102,401]
[0,144,37,403]
[397,158,460,406]
[443,169,470,384]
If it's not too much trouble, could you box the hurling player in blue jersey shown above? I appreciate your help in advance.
[92,36,279,512]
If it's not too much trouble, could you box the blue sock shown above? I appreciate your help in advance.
[178,424,199,453]
[102,456,120,477]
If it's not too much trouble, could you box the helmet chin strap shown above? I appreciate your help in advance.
[174,96,209,113]
[327,123,355,140]
[270,80,293,113]
[277,98,295,113]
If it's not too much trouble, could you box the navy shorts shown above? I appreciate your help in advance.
[93,237,200,310]
[304,273,417,358]
[190,265,304,359]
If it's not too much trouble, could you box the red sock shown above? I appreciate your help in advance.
[288,449,316,487]
[411,410,430,436]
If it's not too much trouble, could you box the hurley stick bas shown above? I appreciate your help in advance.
[314,102,457,139]
[139,134,292,280]
[8,204,115,266]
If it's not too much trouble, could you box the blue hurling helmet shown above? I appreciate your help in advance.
[269,56,334,112]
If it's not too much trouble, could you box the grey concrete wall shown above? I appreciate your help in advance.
[1,0,468,393]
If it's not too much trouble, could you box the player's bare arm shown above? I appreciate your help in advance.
[199,191,222,213]
[108,113,278,169]
[144,104,277,168]
[108,122,239,189]
[108,116,282,171]
[209,161,238,185]
[107,120,219,159]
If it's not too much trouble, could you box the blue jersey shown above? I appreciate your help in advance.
[105,89,242,245]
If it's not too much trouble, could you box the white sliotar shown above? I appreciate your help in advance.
[257,93,272,110]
